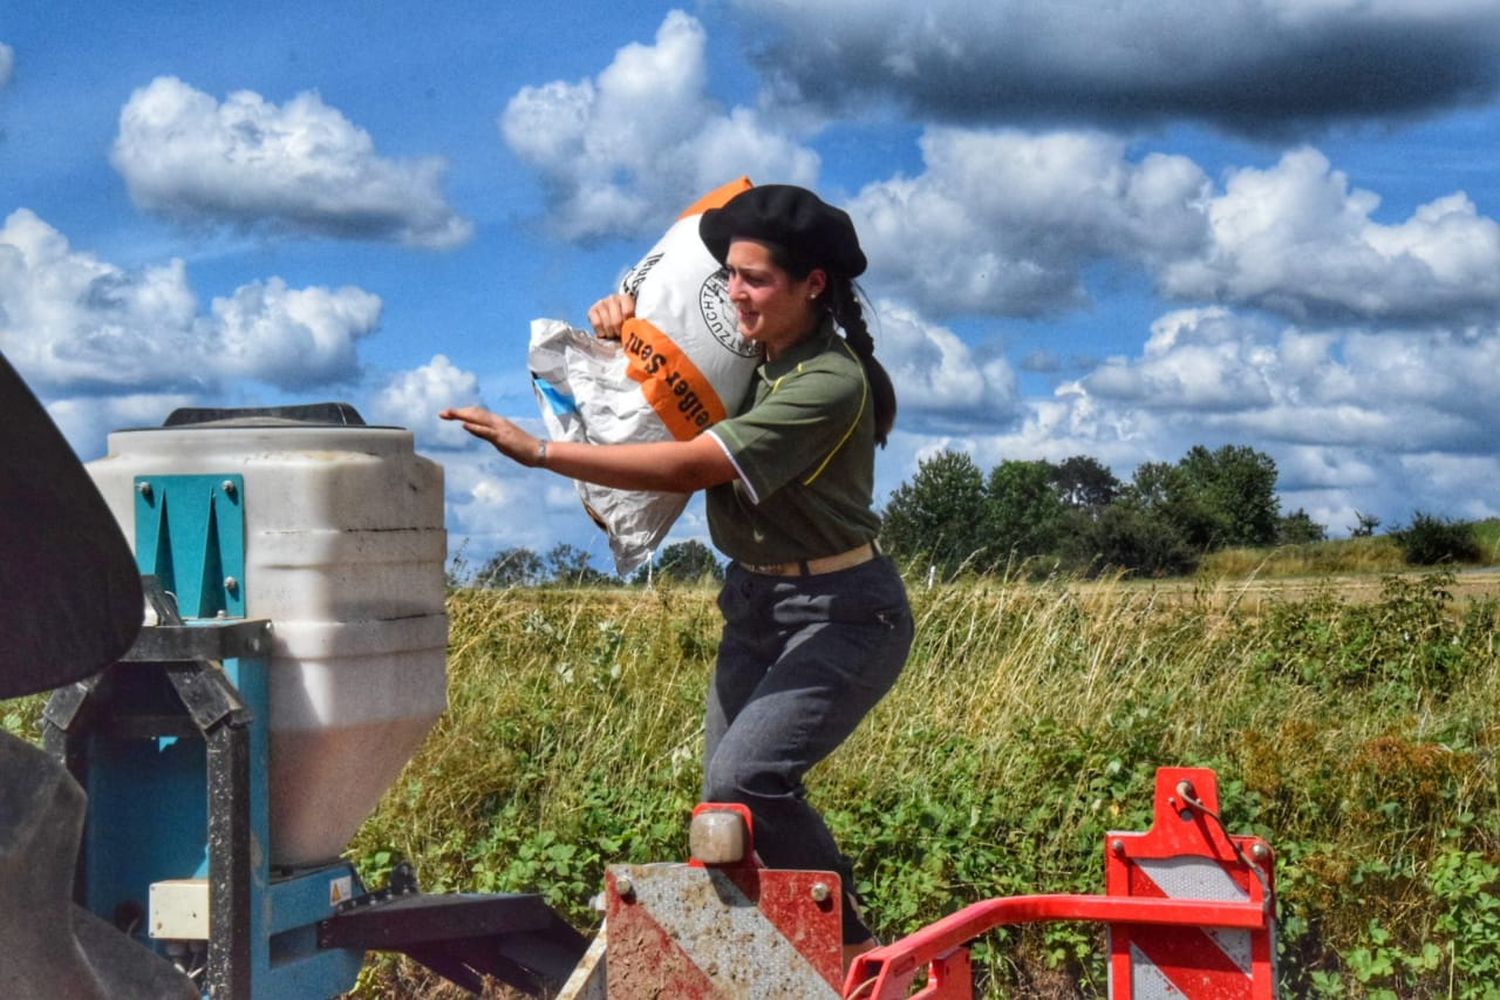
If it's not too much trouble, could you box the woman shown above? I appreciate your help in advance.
[441,184,913,964]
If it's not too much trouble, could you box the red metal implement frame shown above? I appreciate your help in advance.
[843,768,1276,999]
[605,801,845,997]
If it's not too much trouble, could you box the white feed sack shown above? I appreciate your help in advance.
[529,179,759,576]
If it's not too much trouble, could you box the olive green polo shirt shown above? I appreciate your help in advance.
[704,321,881,564]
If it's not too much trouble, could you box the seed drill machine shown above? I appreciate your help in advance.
[1,351,1277,998]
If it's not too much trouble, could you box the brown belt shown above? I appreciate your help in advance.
[739,541,880,577]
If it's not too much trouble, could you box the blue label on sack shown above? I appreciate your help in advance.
[531,374,579,417]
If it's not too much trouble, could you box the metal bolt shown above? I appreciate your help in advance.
[224,576,238,593]
[615,874,634,899]
[1111,839,1126,856]
[810,882,831,903]
[1250,843,1269,862]
[221,480,237,497]
[137,482,153,499]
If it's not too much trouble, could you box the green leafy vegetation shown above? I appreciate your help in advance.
[5,569,1491,995]
[1395,512,1483,567]
[879,446,1498,582]
[340,569,1498,996]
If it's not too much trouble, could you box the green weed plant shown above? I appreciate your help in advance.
[5,569,1494,996]
[341,569,1499,996]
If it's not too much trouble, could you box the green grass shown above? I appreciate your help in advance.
[1202,535,1407,579]
[1475,518,1500,564]
[343,569,1500,997]
[1203,518,1500,581]
[6,569,1495,996]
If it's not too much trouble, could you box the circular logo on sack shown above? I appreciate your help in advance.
[700,270,757,358]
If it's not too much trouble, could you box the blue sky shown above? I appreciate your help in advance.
[5,1,1500,571]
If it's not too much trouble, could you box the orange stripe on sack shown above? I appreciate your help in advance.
[621,318,729,440]
[677,176,753,219]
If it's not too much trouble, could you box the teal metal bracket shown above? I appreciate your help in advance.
[133,475,245,619]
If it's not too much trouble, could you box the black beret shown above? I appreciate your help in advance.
[699,184,866,278]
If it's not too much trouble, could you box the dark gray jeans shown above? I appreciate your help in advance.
[703,555,913,944]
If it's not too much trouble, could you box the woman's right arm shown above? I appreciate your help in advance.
[438,405,735,492]
[439,292,738,491]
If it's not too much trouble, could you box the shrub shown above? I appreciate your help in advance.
[10,569,1495,997]
[1394,512,1481,566]
[337,570,1500,996]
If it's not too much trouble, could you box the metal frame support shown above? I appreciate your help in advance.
[604,801,845,997]
[318,881,588,995]
[42,604,267,999]
[843,768,1276,1000]
[204,697,253,999]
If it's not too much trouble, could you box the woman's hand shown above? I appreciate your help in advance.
[439,406,544,467]
[587,293,635,340]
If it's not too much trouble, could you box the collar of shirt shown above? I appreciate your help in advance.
[759,318,838,384]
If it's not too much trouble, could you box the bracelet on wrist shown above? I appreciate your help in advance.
[535,439,548,468]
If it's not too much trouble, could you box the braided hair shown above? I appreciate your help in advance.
[756,241,897,447]
[822,275,896,448]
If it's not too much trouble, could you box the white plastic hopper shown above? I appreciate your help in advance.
[86,411,448,867]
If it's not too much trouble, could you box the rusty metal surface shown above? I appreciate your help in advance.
[605,863,841,999]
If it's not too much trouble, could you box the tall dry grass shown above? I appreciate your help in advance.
[348,570,1498,996]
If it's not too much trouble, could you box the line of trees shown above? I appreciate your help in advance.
[469,539,724,589]
[465,444,1324,589]
[880,445,1326,579]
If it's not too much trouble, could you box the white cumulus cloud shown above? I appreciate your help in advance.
[111,77,472,249]
[1395,452,1500,523]
[0,208,381,396]
[962,306,1500,527]
[46,392,202,463]
[1083,307,1280,411]
[499,10,819,240]
[369,354,482,450]
[873,299,1018,422]
[1163,148,1500,322]
[885,297,1500,534]
[211,278,382,388]
[843,133,1500,328]
[440,446,600,560]
[848,128,1210,318]
[1076,307,1500,455]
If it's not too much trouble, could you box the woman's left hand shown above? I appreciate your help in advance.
[439,406,544,467]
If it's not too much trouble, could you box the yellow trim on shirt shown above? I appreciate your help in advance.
[802,338,868,486]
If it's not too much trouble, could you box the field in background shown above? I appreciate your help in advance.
[1199,517,1500,582]
[348,568,1500,998]
[1087,566,1500,613]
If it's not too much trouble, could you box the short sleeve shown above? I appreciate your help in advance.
[708,365,867,504]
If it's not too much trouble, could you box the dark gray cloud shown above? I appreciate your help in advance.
[733,0,1500,132]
